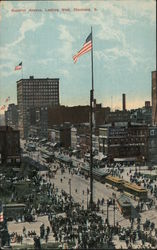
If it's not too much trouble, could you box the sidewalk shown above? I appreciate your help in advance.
[8,215,56,247]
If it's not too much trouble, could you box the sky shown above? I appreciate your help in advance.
[0,0,156,114]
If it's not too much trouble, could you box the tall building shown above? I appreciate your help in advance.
[152,71,157,125]
[0,126,21,165]
[5,103,18,130]
[17,76,59,138]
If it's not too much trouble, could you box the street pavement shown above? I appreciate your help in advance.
[16,140,157,249]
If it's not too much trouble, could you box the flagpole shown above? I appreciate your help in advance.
[89,26,94,210]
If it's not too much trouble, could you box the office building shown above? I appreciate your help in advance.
[17,76,59,138]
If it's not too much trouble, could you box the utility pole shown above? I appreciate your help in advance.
[89,27,94,210]
[68,178,71,206]
[107,199,109,225]
[113,199,116,228]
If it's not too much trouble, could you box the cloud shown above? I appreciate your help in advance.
[57,25,75,62]
[59,25,75,43]
[115,0,156,25]
[95,44,142,68]
[118,18,137,25]
[0,63,15,77]
[0,14,45,78]
[7,16,45,49]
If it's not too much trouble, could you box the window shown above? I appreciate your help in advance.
[150,130,155,136]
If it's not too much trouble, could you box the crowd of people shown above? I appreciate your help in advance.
[2,145,157,249]
[49,206,115,249]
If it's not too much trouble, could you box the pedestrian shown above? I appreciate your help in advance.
[45,234,48,243]
[23,226,26,235]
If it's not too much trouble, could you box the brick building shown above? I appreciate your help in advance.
[0,126,21,165]
[48,124,71,149]
[5,103,18,130]
[28,104,110,139]
[99,122,149,162]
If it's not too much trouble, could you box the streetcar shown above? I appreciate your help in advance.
[104,175,124,190]
[80,165,110,183]
[116,194,132,217]
[122,181,148,200]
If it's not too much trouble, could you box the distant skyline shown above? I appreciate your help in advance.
[0,0,156,114]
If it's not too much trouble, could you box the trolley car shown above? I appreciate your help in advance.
[80,165,110,183]
[122,181,148,200]
[104,175,123,190]
[117,194,132,217]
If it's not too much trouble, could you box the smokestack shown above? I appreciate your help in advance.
[145,101,150,108]
[122,93,126,111]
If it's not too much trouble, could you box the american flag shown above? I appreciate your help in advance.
[0,203,4,223]
[73,33,92,63]
[15,62,22,70]
[5,96,10,102]
[0,105,5,111]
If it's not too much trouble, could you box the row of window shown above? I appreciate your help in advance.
[22,83,58,87]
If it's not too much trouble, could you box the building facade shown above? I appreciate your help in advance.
[27,104,109,140]
[99,122,149,162]
[49,124,71,149]
[0,126,21,165]
[148,126,157,164]
[5,103,18,130]
[106,110,131,123]
[17,76,59,138]
[152,71,157,125]
[130,107,152,125]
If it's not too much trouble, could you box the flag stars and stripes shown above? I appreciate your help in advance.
[15,62,22,71]
[73,32,92,63]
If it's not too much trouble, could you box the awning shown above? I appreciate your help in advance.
[40,138,47,143]
[72,150,80,153]
[50,142,57,147]
[94,153,107,161]
[114,157,137,162]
